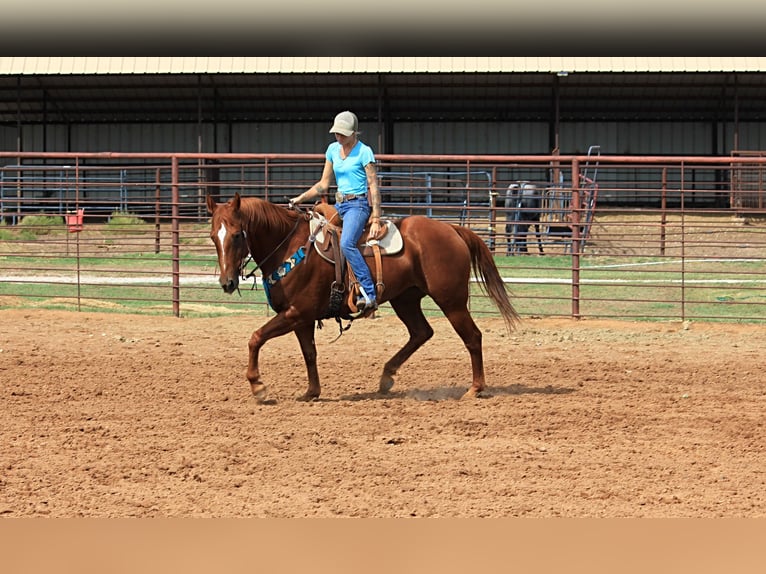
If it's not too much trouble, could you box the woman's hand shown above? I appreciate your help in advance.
[368,219,381,240]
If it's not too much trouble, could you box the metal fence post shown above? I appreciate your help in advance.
[571,158,581,319]
[171,156,180,317]
[154,167,162,254]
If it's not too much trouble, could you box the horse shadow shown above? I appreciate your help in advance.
[339,383,576,402]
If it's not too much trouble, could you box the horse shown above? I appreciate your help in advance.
[206,192,519,403]
[505,182,545,255]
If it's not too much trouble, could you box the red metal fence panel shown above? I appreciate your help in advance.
[2,152,765,323]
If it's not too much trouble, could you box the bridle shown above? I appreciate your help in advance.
[234,211,305,290]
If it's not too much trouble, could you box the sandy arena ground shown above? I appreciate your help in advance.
[0,308,764,517]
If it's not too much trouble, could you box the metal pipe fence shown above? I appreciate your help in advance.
[1,151,765,323]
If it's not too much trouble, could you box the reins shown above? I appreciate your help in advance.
[238,210,305,289]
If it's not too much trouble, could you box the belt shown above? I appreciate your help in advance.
[335,192,364,204]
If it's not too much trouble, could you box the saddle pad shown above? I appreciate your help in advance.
[309,213,403,263]
[361,222,403,256]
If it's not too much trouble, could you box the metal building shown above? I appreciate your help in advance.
[1,57,766,156]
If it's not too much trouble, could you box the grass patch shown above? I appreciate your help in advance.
[0,227,37,241]
[107,211,146,227]
[17,214,64,235]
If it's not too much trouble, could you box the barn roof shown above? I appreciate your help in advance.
[2,58,765,126]
[2,57,765,76]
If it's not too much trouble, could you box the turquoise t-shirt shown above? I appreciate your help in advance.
[325,140,375,195]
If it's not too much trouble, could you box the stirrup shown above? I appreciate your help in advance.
[353,297,378,318]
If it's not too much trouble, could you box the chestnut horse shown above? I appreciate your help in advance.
[206,192,518,402]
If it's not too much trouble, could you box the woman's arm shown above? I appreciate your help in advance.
[365,162,381,220]
[366,162,382,237]
[290,159,334,205]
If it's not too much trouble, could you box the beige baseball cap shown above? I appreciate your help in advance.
[329,111,358,136]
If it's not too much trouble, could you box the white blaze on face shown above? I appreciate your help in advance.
[216,222,228,272]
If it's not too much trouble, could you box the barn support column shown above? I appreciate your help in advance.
[42,89,47,153]
[733,75,739,152]
[550,73,561,153]
[377,74,384,154]
[197,74,203,154]
[197,74,204,219]
[377,74,393,154]
[16,76,22,154]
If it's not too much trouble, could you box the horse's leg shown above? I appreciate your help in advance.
[535,220,545,255]
[440,306,486,399]
[246,311,302,403]
[379,289,433,394]
[518,223,529,253]
[293,321,321,401]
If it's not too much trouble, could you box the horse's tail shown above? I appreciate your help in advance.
[452,224,520,333]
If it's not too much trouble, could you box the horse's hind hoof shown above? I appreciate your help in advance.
[250,382,269,403]
[378,374,395,394]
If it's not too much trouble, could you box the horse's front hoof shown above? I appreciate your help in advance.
[250,382,269,403]
[378,374,395,394]
[297,393,320,402]
[461,387,490,400]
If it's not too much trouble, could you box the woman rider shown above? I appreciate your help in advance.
[289,110,382,314]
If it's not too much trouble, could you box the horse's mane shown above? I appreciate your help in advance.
[239,196,300,234]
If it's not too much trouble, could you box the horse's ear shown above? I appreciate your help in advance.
[205,194,217,214]
[231,192,241,211]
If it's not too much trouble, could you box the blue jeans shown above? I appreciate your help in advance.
[336,196,375,302]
